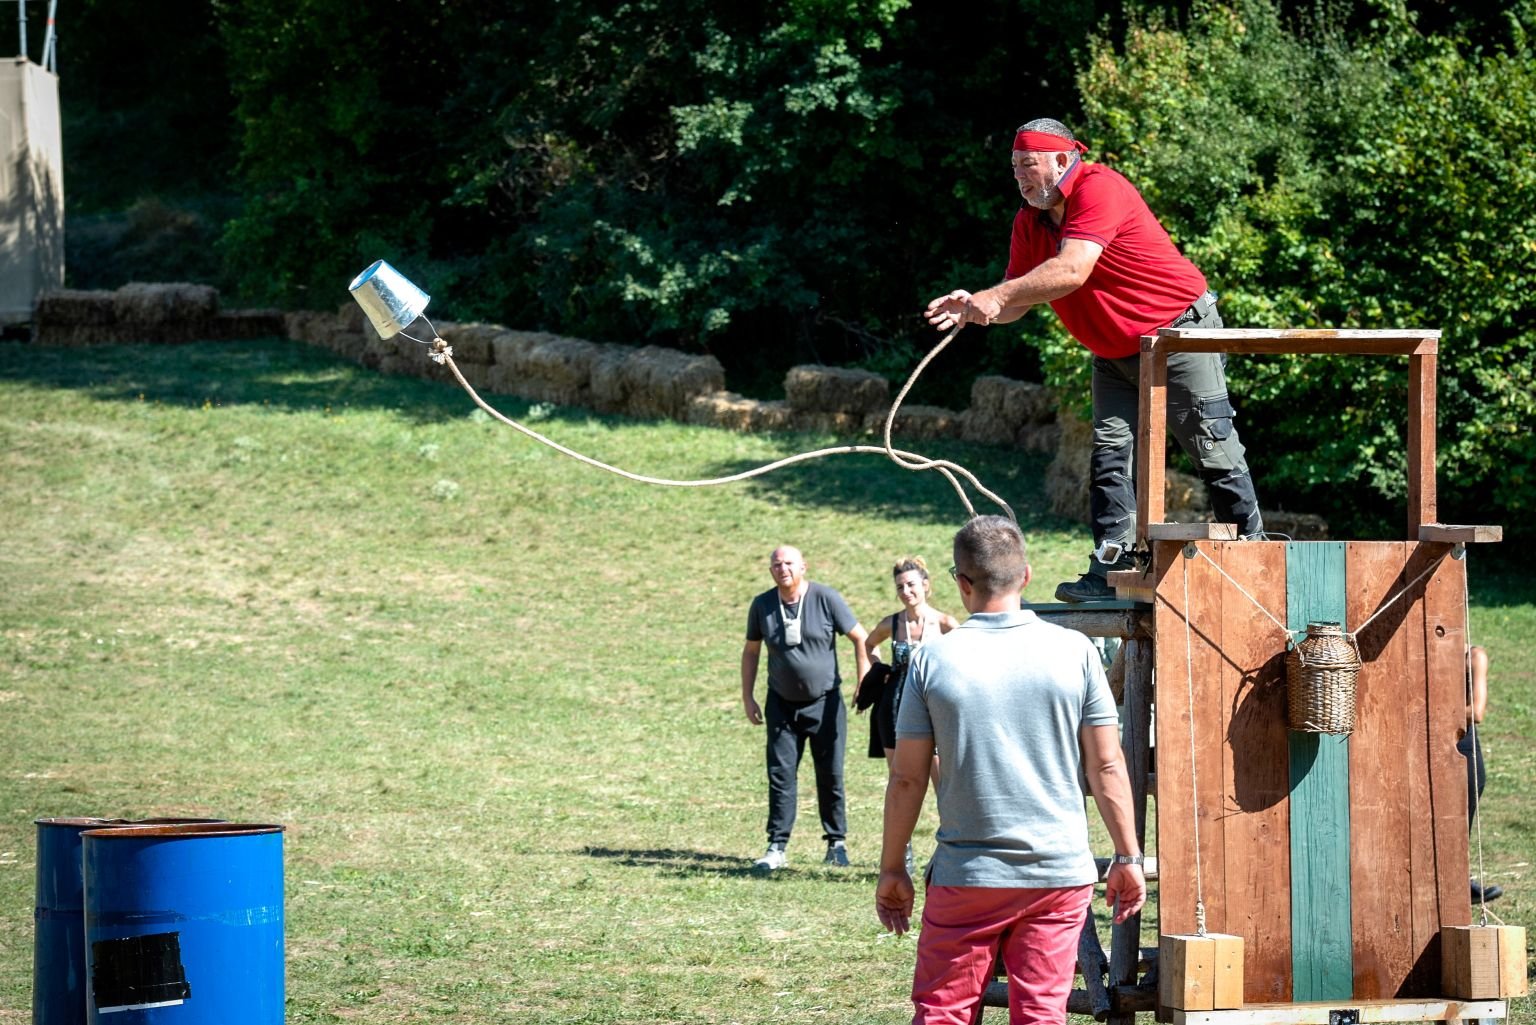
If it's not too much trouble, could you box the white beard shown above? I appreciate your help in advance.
[1024,156,1075,209]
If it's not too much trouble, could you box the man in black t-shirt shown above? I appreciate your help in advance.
[742,544,870,871]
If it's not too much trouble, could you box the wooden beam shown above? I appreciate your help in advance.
[1154,328,1440,356]
[983,984,1158,1015]
[1108,568,1156,605]
[1138,335,1169,543]
[1021,604,1151,637]
[1418,525,1503,544]
[1170,999,1505,1025]
[1149,523,1240,541]
[1407,352,1438,536]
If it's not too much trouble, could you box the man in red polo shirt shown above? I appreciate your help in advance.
[926,118,1264,602]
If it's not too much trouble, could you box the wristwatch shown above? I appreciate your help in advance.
[1111,853,1145,866]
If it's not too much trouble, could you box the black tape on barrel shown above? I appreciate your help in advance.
[91,931,192,1011]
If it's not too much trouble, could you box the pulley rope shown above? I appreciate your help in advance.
[1185,544,1450,647]
[405,320,1016,523]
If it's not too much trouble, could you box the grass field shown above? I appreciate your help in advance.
[1,339,1530,1024]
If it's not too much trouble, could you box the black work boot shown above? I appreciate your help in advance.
[1055,553,1137,604]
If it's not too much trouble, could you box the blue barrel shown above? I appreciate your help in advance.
[34,818,124,1025]
[34,818,226,1025]
[81,823,284,1024]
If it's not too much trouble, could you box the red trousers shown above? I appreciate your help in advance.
[911,883,1092,1025]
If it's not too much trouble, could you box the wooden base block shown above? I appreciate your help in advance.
[1441,924,1528,998]
[1160,933,1245,1011]
[1107,568,1156,604]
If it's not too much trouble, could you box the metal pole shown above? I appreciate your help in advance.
[18,0,27,61]
[42,0,56,72]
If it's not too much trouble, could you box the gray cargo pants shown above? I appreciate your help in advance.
[1087,292,1263,573]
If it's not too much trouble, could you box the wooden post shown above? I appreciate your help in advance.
[1137,335,1168,546]
[1407,352,1437,537]
[1107,631,1155,1025]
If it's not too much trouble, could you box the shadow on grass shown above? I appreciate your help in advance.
[0,337,1066,530]
[579,845,880,884]
[0,336,473,422]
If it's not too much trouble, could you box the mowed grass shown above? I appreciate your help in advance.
[0,339,1531,1024]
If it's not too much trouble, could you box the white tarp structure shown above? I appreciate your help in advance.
[0,56,64,324]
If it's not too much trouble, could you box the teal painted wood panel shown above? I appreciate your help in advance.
[1286,542,1354,1000]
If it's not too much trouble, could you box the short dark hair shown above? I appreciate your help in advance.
[1017,117,1076,142]
[953,516,1028,597]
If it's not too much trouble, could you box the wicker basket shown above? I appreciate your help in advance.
[1285,622,1360,735]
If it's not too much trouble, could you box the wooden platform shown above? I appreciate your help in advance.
[1170,999,1506,1025]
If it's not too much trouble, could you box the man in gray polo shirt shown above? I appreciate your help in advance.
[743,544,870,871]
[875,516,1145,1023]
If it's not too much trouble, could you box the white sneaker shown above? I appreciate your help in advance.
[753,843,788,872]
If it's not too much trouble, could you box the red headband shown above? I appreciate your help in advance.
[1013,130,1088,154]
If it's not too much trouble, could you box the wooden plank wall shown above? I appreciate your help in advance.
[1152,540,1292,1004]
[1153,540,1470,1005]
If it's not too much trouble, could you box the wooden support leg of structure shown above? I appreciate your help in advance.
[1107,632,1156,1025]
[1441,925,1528,999]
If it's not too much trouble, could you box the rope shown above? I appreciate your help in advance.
[1186,544,1450,649]
[1178,552,1208,936]
[1188,546,1293,639]
[1349,555,1448,639]
[404,321,1016,522]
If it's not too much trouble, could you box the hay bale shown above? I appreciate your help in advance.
[31,289,117,345]
[868,405,964,442]
[1164,470,1210,520]
[488,330,543,368]
[1015,422,1060,454]
[334,300,368,335]
[325,324,369,359]
[35,289,116,326]
[439,322,502,365]
[451,361,488,393]
[1046,407,1093,524]
[971,375,1057,428]
[785,364,889,414]
[1264,509,1330,541]
[284,310,327,345]
[686,391,755,431]
[968,375,1012,417]
[588,344,637,414]
[1002,380,1056,425]
[597,345,726,420]
[749,399,796,432]
[520,335,601,392]
[792,410,865,436]
[960,409,1015,446]
[485,363,523,397]
[114,282,219,324]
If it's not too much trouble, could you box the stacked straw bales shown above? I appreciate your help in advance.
[33,283,283,345]
[963,375,1059,452]
[785,364,890,415]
